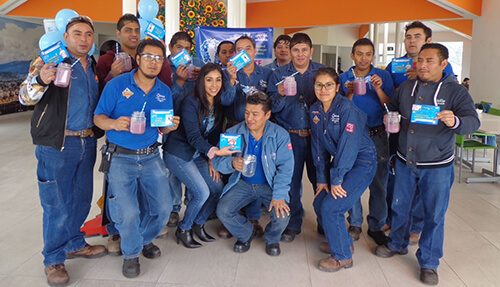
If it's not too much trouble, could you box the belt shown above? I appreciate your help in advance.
[112,142,161,155]
[368,125,385,137]
[287,129,311,137]
[65,129,93,137]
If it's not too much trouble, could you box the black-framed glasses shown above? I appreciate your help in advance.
[139,54,165,63]
[66,16,94,31]
[314,82,336,91]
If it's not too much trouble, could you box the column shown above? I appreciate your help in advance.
[122,0,136,14]
[227,0,246,28]
[164,0,180,45]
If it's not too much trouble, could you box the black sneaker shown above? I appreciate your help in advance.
[142,243,161,259]
[367,230,388,245]
[122,257,140,278]
[265,243,281,256]
[374,244,408,258]
[348,226,362,241]
[420,268,439,285]
[280,229,300,242]
[167,212,180,227]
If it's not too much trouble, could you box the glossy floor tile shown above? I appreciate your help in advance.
[1,111,499,287]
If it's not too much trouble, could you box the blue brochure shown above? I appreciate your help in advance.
[145,21,165,41]
[229,50,252,71]
[39,41,69,65]
[151,109,174,127]
[410,104,440,125]
[391,58,413,73]
[170,49,192,68]
[219,134,242,152]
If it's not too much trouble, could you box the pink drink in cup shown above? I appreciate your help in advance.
[116,52,132,72]
[130,111,146,134]
[54,62,72,88]
[284,76,297,96]
[386,111,400,133]
[353,77,366,95]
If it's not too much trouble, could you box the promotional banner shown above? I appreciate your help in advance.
[195,26,274,66]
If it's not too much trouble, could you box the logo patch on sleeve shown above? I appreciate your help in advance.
[345,123,355,133]
[287,143,293,150]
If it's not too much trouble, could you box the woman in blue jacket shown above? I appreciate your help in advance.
[163,63,236,248]
[310,67,377,272]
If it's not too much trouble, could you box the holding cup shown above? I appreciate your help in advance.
[386,111,401,133]
[116,52,132,72]
[353,77,366,95]
[242,154,257,177]
[130,111,146,134]
[54,62,72,88]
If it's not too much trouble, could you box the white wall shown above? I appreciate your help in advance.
[470,0,499,105]
[431,31,472,82]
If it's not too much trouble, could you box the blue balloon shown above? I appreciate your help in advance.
[39,32,64,50]
[150,18,164,29]
[138,0,159,21]
[55,9,78,32]
[138,18,148,40]
[88,44,96,56]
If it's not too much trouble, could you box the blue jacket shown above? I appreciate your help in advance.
[220,65,273,122]
[267,61,326,130]
[388,71,480,168]
[339,65,395,128]
[212,121,294,202]
[310,95,376,186]
[163,95,222,161]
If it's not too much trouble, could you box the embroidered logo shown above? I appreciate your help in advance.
[436,98,446,106]
[313,115,320,124]
[312,110,320,116]
[345,123,355,133]
[259,79,268,88]
[331,114,340,123]
[287,143,293,150]
[156,93,166,102]
[122,88,134,99]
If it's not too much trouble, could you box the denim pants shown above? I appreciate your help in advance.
[217,179,290,244]
[387,160,454,269]
[287,133,316,231]
[36,137,96,267]
[163,152,223,231]
[313,154,376,261]
[348,131,389,231]
[106,149,171,259]
[164,167,189,213]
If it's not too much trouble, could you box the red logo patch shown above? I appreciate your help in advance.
[287,143,293,150]
[345,123,355,133]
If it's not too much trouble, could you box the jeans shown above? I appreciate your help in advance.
[106,149,171,259]
[165,168,190,213]
[287,133,316,231]
[348,131,389,231]
[36,137,96,267]
[217,179,289,244]
[164,153,223,231]
[387,160,454,269]
[313,154,376,261]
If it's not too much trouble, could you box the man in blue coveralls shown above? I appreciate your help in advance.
[385,21,454,245]
[267,33,325,242]
[339,38,395,246]
[94,39,180,278]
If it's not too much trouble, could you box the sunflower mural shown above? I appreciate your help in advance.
[156,0,165,25]
[180,0,227,56]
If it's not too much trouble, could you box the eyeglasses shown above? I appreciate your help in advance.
[139,54,165,63]
[314,82,336,90]
[66,16,94,31]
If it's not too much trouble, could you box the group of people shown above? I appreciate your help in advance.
[19,13,479,287]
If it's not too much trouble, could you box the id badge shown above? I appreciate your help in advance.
[151,109,174,127]
[410,104,440,125]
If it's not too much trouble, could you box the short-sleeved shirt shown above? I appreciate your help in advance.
[94,70,173,150]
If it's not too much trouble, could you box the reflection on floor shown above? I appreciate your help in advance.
[1,111,499,287]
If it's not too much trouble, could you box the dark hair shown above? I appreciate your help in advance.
[246,91,272,113]
[169,31,193,48]
[351,38,374,54]
[463,77,470,82]
[66,16,94,32]
[136,39,166,58]
[405,21,432,40]
[290,33,312,48]
[273,34,292,49]
[100,40,119,56]
[313,67,339,85]
[117,13,139,31]
[194,63,224,126]
[235,35,256,49]
[216,40,234,56]
[420,43,448,61]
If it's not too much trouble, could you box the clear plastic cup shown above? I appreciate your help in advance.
[284,76,297,96]
[186,63,197,81]
[386,111,401,133]
[242,154,257,177]
[116,52,132,72]
[130,111,146,134]
[53,62,72,88]
[353,77,366,95]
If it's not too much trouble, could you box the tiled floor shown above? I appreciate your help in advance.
[1,111,500,287]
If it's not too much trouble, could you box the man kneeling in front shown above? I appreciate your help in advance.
[214,92,294,256]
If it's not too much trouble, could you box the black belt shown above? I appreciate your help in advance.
[110,142,161,155]
[368,125,385,136]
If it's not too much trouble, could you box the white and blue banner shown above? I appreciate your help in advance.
[195,26,274,66]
